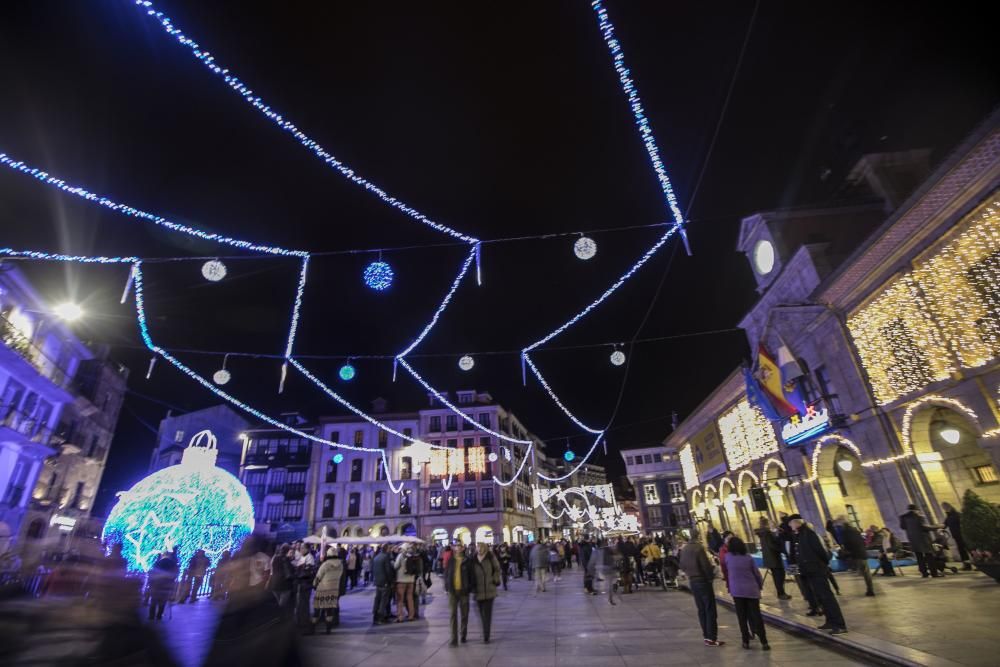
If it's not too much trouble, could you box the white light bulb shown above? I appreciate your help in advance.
[201,259,227,282]
[488,452,498,463]
[458,355,475,371]
[939,427,961,445]
[776,478,789,489]
[837,459,854,472]
[574,236,597,260]
[212,369,231,385]
[54,302,84,321]
[610,350,626,366]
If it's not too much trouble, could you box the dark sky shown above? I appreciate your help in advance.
[0,1,996,515]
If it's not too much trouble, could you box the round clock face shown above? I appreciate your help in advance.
[753,239,775,275]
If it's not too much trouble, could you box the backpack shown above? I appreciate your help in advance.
[405,554,421,576]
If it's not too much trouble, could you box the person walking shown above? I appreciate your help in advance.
[725,537,769,651]
[900,504,941,577]
[344,547,358,590]
[756,518,791,600]
[179,548,209,603]
[394,545,419,622]
[497,544,511,591]
[942,502,972,570]
[445,543,473,646]
[311,548,343,634]
[707,526,724,554]
[471,543,501,644]
[532,540,549,592]
[679,532,724,646]
[371,546,395,624]
[833,516,875,596]
[790,515,847,635]
[147,549,178,621]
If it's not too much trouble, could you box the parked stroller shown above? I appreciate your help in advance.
[662,554,680,589]
[642,560,668,591]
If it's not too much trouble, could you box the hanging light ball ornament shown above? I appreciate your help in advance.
[573,236,598,260]
[212,369,231,385]
[564,450,576,462]
[487,452,499,463]
[339,363,356,381]
[333,453,344,464]
[363,261,394,291]
[458,355,475,372]
[102,430,254,573]
[610,349,626,366]
[201,259,227,282]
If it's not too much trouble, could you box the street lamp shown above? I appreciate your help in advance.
[837,458,854,472]
[53,302,84,322]
[938,426,961,445]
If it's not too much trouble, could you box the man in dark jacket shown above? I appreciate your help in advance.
[756,517,791,599]
[148,549,178,621]
[790,515,846,634]
[900,504,940,577]
[942,502,972,570]
[444,543,473,645]
[371,546,395,624]
[679,533,724,646]
[833,516,875,596]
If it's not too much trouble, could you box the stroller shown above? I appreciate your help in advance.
[662,554,680,589]
[642,560,667,591]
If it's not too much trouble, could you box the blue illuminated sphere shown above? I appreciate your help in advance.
[363,261,394,291]
[333,453,344,464]
[102,439,254,574]
[564,450,576,462]
[339,363,356,381]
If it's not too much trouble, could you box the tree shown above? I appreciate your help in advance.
[961,489,1000,558]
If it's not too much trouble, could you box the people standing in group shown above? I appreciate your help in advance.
[471,543,501,644]
[832,516,875,596]
[707,526,724,554]
[725,537,769,651]
[248,539,271,592]
[311,548,343,634]
[445,542,473,646]
[532,540,549,592]
[789,514,847,635]
[147,548,178,621]
[371,546,395,624]
[679,531,724,646]
[756,518,791,600]
[293,544,318,632]
[900,504,942,577]
[394,545,420,622]
[941,502,972,570]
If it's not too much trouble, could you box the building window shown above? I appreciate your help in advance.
[481,487,495,508]
[643,484,660,505]
[265,503,282,522]
[464,488,477,509]
[458,391,474,404]
[351,459,363,482]
[667,482,683,501]
[378,430,388,448]
[479,413,491,428]
[348,492,361,517]
[400,489,412,514]
[430,489,443,510]
[625,456,634,465]
[268,470,286,493]
[974,464,999,484]
[374,491,386,516]
[481,437,492,477]
[326,459,338,483]
[647,506,662,526]
[504,492,514,510]
[447,439,457,449]
[447,490,460,509]
[322,493,335,518]
[354,430,364,447]
[403,427,413,440]
[400,456,412,480]
[814,365,843,415]
[463,437,474,448]
[446,415,458,432]
[376,459,387,481]
[174,430,185,443]
[283,500,303,520]
[429,416,442,432]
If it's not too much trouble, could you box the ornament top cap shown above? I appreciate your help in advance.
[181,429,219,468]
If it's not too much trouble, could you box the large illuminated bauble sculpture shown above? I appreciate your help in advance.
[102,430,255,574]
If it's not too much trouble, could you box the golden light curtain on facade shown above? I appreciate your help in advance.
[467,446,486,475]
[848,200,999,404]
[428,449,449,477]
[447,448,465,477]
[679,444,698,490]
[717,399,779,470]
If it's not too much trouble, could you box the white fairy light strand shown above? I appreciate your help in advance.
[133,0,478,246]
[0,248,139,263]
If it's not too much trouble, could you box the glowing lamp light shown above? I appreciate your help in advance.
[727,493,738,503]
[212,369,231,385]
[332,453,344,464]
[564,450,576,462]
[363,261,394,291]
[487,452,499,463]
[339,363,356,381]
[102,430,253,573]
[837,459,854,472]
[201,259,227,282]
[610,350,626,366]
[712,498,723,507]
[939,427,961,445]
[54,302,84,322]
[776,477,789,488]
[458,355,475,371]
[574,236,597,260]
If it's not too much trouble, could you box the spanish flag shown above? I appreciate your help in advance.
[756,344,798,418]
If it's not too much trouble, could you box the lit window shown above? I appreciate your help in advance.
[643,484,660,504]
[430,490,443,510]
[974,464,999,484]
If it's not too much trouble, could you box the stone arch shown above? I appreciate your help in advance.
[453,526,472,545]
[737,470,760,497]
[396,522,417,537]
[811,434,882,529]
[369,523,389,538]
[475,525,495,545]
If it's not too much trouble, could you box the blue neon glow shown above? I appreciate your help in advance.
[102,431,254,573]
[564,450,576,462]
[333,453,344,464]
[339,363,356,381]
[783,421,831,446]
[363,261,394,291]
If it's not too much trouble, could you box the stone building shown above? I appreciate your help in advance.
[620,445,688,537]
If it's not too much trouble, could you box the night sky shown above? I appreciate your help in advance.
[0,2,996,515]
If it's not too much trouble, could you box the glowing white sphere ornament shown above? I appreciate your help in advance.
[201,259,227,282]
[487,452,499,463]
[574,236,597,260]
[610,349,626,366]
[212,369,231,385]
[458,355,475,371]
[102,430,254,574]
[363,261,394,291]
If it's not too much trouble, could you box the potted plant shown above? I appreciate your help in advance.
[961,489,1000,582]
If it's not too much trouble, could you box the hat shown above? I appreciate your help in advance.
[786,514,804,521]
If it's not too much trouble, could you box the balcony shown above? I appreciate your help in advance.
[284,483,306,499]
[244,447,311,467]
[0,403,58,449]
[0,313,77,396]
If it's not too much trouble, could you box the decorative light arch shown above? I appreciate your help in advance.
[760,457,787,484]
[737,469,760,497]
[900,395,982,456]
[807,434,863,482]
[718,477,737,500]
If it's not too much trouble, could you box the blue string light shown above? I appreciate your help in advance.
[133,0,479,246]
[563,450,576,462]
[338,362,356,381]
[332,453,344,464]
[363,261,394,291]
